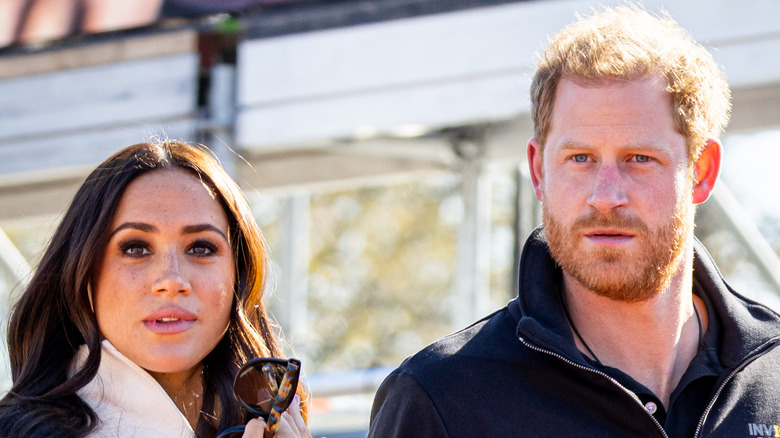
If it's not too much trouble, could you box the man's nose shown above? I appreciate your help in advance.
[587,163,628,213]
[152,252,191,296]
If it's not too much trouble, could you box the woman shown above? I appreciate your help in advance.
[0,141,309,437]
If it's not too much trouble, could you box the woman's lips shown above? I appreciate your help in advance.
[143,307,196,334]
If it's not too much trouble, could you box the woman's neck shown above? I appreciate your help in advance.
[148,365,204,430]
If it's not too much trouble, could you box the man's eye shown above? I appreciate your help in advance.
[634,155,651,163]
[572,154,589,163]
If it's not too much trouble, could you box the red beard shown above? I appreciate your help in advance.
[542,200,693,302]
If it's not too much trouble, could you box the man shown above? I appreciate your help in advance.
[368,6,780,437]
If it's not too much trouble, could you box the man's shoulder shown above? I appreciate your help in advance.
[394,305,521,379]
[369,304,524,437]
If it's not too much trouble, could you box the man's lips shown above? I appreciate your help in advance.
[143,307,197,334]
[584,229,635,237]
[583,229,636,244]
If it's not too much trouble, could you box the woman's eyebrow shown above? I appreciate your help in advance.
[181,224,229,241]
[108,222,228,242]
[109,222,157,239]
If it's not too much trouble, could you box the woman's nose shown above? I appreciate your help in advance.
[152,252,191,296]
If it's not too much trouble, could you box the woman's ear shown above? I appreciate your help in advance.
[692,139,722,204]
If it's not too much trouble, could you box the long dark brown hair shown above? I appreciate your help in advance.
[0,141,306,437]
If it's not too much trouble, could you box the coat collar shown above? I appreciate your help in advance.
[75,340,195,438]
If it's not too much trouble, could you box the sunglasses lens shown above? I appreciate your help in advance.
[233,361,288,415]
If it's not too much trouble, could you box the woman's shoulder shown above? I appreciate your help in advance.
[78,340,195,438]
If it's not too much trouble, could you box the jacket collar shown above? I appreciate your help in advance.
[509,227,780,369]
[691,238,780,368]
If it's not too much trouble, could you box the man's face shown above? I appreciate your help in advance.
[530,76,696,301]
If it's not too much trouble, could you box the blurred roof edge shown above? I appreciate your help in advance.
[239,0,533,40]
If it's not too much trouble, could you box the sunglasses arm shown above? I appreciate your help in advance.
[264,360,301,437]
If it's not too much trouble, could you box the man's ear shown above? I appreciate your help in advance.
[527,138,544,202]
[692,139,722,204]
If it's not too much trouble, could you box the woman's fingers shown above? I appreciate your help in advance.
[286,395,309,435]
[242,417,266,437]
[241,396,310,438]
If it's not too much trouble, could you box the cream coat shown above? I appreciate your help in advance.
[76,340,195,438]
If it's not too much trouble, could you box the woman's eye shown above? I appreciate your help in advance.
[187,241,218,257]
[120,242,151,257]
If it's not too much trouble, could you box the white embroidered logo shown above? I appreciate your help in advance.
[748,423,780,437]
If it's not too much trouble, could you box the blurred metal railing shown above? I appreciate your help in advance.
[307,366,395,398]
[710,182,780,295]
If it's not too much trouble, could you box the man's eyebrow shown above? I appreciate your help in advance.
[557,140,669,152]
[557,140,591,150]
[109,222,157,239]
[629,142,668,152]
[182,224,229,241]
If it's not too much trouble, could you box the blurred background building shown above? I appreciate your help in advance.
[1,0,780,436]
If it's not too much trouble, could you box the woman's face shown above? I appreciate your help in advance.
[94,169,235,382]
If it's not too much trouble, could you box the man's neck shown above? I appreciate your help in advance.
[561,262,707,407]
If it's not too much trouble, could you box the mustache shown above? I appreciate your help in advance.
[571,211,649,233]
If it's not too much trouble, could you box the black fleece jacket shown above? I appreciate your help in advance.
[368,229,780,438]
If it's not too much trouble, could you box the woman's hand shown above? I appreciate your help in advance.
[242,395,310,438]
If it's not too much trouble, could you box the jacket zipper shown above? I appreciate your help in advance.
[691,364,743,438]
[692,339,780,438]
[522,333,780,438]
[518,335,668,438]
